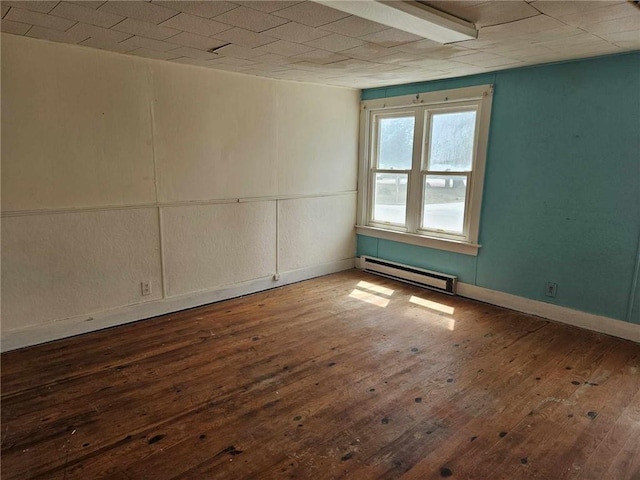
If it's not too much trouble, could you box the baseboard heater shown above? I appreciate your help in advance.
[360,256,457,295]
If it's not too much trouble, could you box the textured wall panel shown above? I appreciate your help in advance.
[278,194,356,271]
[162,202,276,296]
[0,34,156,211]
[152,63,279,202]
[1,209,162,330]
[275,82,359,196]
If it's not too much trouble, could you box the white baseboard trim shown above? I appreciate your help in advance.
[1,258,355,352]
[456,282,639,343]
[355,259,638,343]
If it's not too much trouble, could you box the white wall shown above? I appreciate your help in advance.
[1,34,359,350]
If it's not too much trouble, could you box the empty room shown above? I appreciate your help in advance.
[1,0,639,478]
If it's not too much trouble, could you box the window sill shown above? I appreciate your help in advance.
[355,225,480,256]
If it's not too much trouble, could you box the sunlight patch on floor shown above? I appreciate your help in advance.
[408,295,456,330]
[349,288,390,308]
[356,280,395,296]
[409,296,455,315]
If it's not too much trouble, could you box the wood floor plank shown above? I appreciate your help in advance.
[2,270,639,479]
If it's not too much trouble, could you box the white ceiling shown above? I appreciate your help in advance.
[2,0,639,88]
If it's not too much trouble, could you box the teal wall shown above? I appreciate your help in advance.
[359,52,640,324]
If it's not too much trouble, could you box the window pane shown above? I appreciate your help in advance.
[378,116,415,170]
[422,175,467,234]
[427,111,476,172]
[373,173,407,225]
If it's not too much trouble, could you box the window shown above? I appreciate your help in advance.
[357,85,493,256]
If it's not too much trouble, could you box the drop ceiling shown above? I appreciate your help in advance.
[1,0,639,88]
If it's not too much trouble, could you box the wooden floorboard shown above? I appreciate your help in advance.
[2,270,639,479]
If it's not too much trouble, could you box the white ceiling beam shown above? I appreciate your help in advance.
[313,1,478,44]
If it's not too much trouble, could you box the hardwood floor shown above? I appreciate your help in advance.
[2,270,639,480]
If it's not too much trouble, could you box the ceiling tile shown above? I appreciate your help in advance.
[49,2,124,28]
[529,1,623,19]
[81,36,137,53]
[1,5,9,18]
[250,53,292,64]
[2,1,58,14]
[155,1,238,18]
[1,19,31,35]
[390,57,450,70]
[320,15,387,37]
[488,45,552,59]
[255,39,315,56]
[557,42,622,57]
[209,56,256,66]
[119,35,179,52]
[373,51,425,65]
[304,33,364,52]
[213,43,264,59]
[262,21,330,43]
[394,44,474,60]
[600,29,640,45]
[390,38,444,54]
[273,2,349,27]
[26,25,88,43]
[165,31,227,51]
[517,25,583,43]
[214,27,277,48]
[160,12,231,36]
[358,28,423,47]
[478,14,565,39]
[243,63,290,72]
[456,1,540,27]
[534,32,603,50]
[582,14,640,35]
[68,2,106,9]
[288,60,333,72]
[340,43,392,60]
[559,2,640,28]
[66,22,132,43]
[321,59,382,71]
[128,47,181,60]
[166,45,218,60]
[98,1,178,25]
[213,6,288,32]
[454,51,522,68]
[112,17,179,40]
[6,7,76,31]
[291,48,348,64]
[234,1,302,14]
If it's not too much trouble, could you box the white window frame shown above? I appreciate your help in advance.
[356,84,493,256]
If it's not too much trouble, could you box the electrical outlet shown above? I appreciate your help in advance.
[545,282,558,298]
[141,281,151,296]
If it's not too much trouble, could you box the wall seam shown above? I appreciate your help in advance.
[146,64,168,300]
[626,228,640,322]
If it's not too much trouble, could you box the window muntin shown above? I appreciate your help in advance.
[360,85,492,251]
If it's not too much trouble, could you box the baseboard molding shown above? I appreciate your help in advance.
[457,282,639,343]
[1,258,355,352]
[355,259,638,343]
